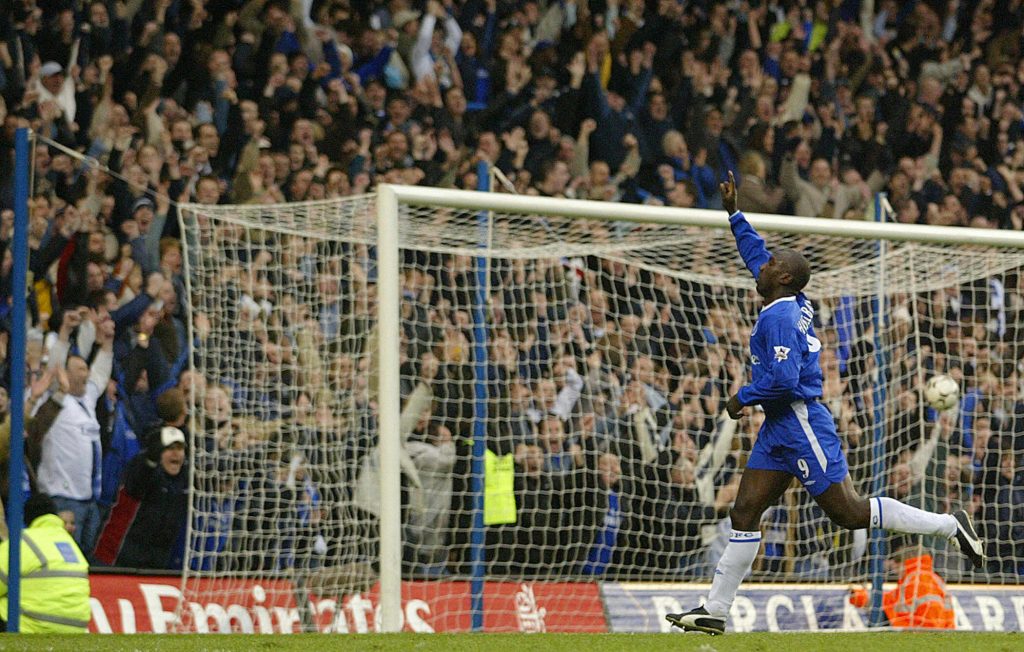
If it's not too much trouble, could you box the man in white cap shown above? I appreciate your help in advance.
[35,61,77,125]
[112,426,189,569]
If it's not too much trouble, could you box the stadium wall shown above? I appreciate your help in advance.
[87,575,1023,633]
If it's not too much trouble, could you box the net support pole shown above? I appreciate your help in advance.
[868,192,889,627]
[376,185,403,633]
[7,127,30,634]
[469,162,490,631]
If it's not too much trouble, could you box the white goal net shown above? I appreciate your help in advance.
[176,188,1024,633]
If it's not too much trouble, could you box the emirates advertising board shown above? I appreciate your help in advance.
[600,583,1024,632]
[87,576,1024,633]
[87,575,606,633]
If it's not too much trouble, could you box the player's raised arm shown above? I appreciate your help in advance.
[722,171,771,280]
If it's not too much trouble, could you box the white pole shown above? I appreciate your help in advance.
[386,185,1024,248]
[375,185,402,633]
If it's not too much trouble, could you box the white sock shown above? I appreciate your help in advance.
[870,496,957,538]
[704,530,760,617]
[851,528,867,562]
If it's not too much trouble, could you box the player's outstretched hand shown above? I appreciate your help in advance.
[720,170,737,214]
[726,393,744,420]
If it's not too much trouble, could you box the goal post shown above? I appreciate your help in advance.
[372,183,1024,629]
[177,183,1024,633]
[868,192,889,627]
[375,184,403,634]
[377,184,1024,246]
[6,126,32,634]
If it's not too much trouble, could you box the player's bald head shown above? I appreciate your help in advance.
[774,247,811,292]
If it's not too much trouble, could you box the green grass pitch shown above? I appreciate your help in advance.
[1,633,1020,652]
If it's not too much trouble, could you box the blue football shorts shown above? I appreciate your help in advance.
[747,399,849,496]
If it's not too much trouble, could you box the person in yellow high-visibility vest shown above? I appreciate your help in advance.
[0,494,91,632]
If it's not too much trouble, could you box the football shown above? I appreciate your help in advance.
[924,375,959,411]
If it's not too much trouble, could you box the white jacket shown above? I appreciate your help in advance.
[410,13,462,83]
[352,382,431,517]
[36,338,112,500]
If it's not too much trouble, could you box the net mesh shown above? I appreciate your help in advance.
[176,193,1024,633]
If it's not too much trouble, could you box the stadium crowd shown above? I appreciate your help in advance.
[0,0,1022,583]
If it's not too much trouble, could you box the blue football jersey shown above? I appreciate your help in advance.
[729,211,824,411]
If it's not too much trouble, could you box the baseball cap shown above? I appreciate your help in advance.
[131,197,155,216]
[160,426,187,449]
[40,61,63,77]
[393,9,421,29]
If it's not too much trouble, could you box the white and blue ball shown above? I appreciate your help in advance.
[924,375,959,411]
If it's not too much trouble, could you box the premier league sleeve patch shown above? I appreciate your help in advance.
[773,345,790,362]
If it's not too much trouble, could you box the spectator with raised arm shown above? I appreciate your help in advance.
[411,0,463,90]
[780,149,865,219]
[405,413,456,575]
[36,307,115,557]
[351,352,439,567]
[581,34,641,175]
[114,426,188,569]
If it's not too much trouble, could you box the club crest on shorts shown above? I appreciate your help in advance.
[773,345,790,362]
